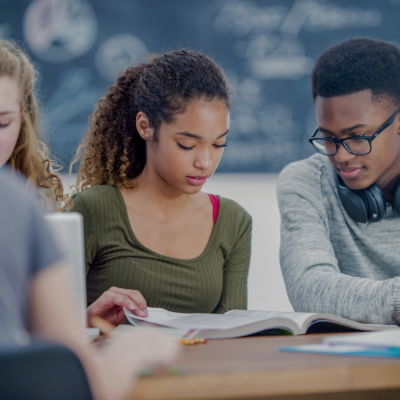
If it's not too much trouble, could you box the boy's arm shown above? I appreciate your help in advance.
[278,165,400,325]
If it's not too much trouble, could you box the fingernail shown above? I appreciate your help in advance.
[128,304,135,310]
[143,308,148,317]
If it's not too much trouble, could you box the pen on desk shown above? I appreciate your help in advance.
[90,316,116,335]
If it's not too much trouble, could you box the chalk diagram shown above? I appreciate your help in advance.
[95,34,148,81]
[22,0,101,162]
[23,0,97,63]
[214,0,382,171]
[44,68,103,163]
[16,0,389,171]
[0,24,11,39]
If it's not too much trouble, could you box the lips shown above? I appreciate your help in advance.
[338,167,364,179]
[186,176,208,186]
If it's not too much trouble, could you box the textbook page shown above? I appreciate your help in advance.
[112,324,189,339]
[226,310,316,330]
[124,307,269,330]
[227,310,398,333]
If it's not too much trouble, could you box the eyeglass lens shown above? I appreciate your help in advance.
[312,134,371,156]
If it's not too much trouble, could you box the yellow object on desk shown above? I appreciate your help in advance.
[180,338,207,346]
[90,316,116,335]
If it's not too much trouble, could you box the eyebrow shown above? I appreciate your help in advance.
[175,130,229,140]
[0,111,16,115]
[319,124,367,136]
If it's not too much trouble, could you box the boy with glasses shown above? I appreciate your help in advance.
[278,38,400,325]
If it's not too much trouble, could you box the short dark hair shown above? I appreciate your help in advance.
[311,38,400,106]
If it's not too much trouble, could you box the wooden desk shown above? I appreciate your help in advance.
[128,334,400,400]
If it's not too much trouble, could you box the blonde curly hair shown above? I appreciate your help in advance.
[0,39,65,211]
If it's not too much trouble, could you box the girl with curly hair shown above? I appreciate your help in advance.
[68,50,252,315]
[0,39,65,211]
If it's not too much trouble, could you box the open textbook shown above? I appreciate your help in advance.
[124,308,398,339]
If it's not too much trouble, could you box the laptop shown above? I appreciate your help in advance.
[45,213,99,340]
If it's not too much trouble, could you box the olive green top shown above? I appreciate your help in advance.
[69,185,252,314]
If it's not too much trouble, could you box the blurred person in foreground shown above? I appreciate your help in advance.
[0,38,65,212]
[66,50,252,316]
[0,167,178,400]
[0,38,153,327]
[278,38,400,325]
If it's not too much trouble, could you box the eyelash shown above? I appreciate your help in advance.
[0,123,10,128]
[177,143,228,151]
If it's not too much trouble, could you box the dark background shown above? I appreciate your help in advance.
[1,0,400,172]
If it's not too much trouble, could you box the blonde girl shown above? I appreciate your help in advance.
[0,39,65,211]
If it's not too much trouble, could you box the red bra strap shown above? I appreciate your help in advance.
[207,194,219,224]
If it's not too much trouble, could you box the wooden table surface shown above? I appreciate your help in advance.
[128,333,400,400]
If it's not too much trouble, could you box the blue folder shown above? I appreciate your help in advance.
[279,343,400,358]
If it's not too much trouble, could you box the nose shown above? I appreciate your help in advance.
[194,148,212,170]
[334,143,356,163]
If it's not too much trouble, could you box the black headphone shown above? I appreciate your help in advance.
[336,174,400,223]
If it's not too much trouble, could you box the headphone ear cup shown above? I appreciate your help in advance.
[392,180,400,217]
[364,185,386,222]
[337,176,370,223]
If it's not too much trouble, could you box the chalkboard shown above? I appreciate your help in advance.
[1,0,400,172]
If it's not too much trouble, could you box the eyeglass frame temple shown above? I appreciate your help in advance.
[308,107,400,156]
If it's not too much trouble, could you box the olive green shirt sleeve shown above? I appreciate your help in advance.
[215,212,252,314]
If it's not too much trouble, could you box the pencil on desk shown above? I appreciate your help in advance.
[180,338,207,345]
[90,316,116,335]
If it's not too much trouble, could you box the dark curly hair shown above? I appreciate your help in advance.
[312,37,400,106]
[66,49,230,205]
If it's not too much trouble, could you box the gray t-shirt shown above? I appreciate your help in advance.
[0,169,62,346]
[278,153,400,325]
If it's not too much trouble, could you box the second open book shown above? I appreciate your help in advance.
[123,308,398,339]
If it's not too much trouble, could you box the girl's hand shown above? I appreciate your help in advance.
[87,286,148,327]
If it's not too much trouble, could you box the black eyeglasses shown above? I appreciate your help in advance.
[309,107,400,156]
